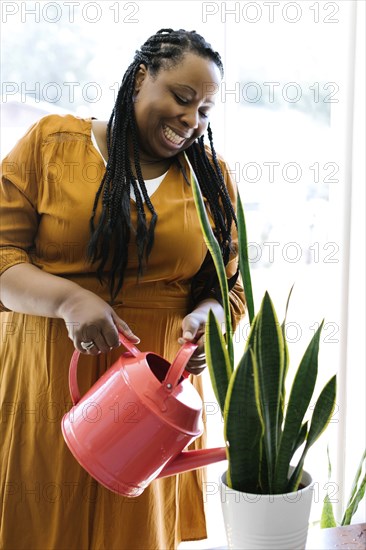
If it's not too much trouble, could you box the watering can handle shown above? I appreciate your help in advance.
[117,332,141,357]
[162,342,198,391]
[142,341,198,411]
[68,332,142,406]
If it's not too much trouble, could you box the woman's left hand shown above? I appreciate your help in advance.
[179,299,225,375]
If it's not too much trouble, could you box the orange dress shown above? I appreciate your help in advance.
[0,114,245,550]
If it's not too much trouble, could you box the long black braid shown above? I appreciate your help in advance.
[87,28,237,302]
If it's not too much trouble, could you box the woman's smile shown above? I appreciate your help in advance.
[160,124,191,150]
[162,124,188,146]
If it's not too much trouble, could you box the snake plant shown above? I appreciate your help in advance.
[187,154,337,494]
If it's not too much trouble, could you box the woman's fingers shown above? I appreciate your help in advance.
[77,323,112,355]
[111,313,140,343]
[91,332,114,354]
[178,331,205,350]
[73,318,140,355]
[181,313,203,341]
[185,353,207,375]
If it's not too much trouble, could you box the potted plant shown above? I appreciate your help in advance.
[186,154,337,550]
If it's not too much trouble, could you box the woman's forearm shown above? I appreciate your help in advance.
[0,263,90,318]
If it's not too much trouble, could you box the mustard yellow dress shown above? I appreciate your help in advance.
[0,115,245,550]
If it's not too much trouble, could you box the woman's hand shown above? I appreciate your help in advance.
[179,298,225,375]
[58,288,139,355]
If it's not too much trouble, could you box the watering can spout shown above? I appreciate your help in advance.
[157,447,227,479]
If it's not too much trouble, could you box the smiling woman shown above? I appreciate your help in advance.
[0,28,246,550]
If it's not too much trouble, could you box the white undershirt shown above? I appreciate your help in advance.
[91,129,168,203]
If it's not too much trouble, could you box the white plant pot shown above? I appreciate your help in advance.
[220,468,314,550]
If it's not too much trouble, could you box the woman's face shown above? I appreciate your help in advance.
[133,52,222,161]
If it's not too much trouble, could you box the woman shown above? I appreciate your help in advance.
[0,29,245,549]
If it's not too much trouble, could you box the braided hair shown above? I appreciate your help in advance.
[87,28,237,302]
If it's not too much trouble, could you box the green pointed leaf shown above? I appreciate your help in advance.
[259,443,269,492]
[224,348,263,492]
[327,444,333,479]
[288,375,337,491]
[321,495,337,528]
[185,152,233,365]
[341,449,366,525]
[306,375,337,448]
[274,322,324,492]
[278,335,289,432]
[344,449,365,511]
[254,292,284,491]
[282,285,294,329]
[205,310,232,414]
[245,310,258,351]
[321,446,337,528]
[291,422,308,458]
[278,287,293,446]
[237,192,254,325]
[281,284,294,383]
[342,474,366,525]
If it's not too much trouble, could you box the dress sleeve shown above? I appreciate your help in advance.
[191,157,246,331]
[0,122,41,310]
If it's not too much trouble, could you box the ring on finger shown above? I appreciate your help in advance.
[188,364,206,371]
[81,340,96,352]
[189,360,206,368]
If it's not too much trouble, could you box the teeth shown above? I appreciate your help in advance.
[163,125,184,145]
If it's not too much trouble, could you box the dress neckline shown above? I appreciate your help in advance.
[88,120,173,204]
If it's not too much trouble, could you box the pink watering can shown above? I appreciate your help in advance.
[61,333,226,497]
